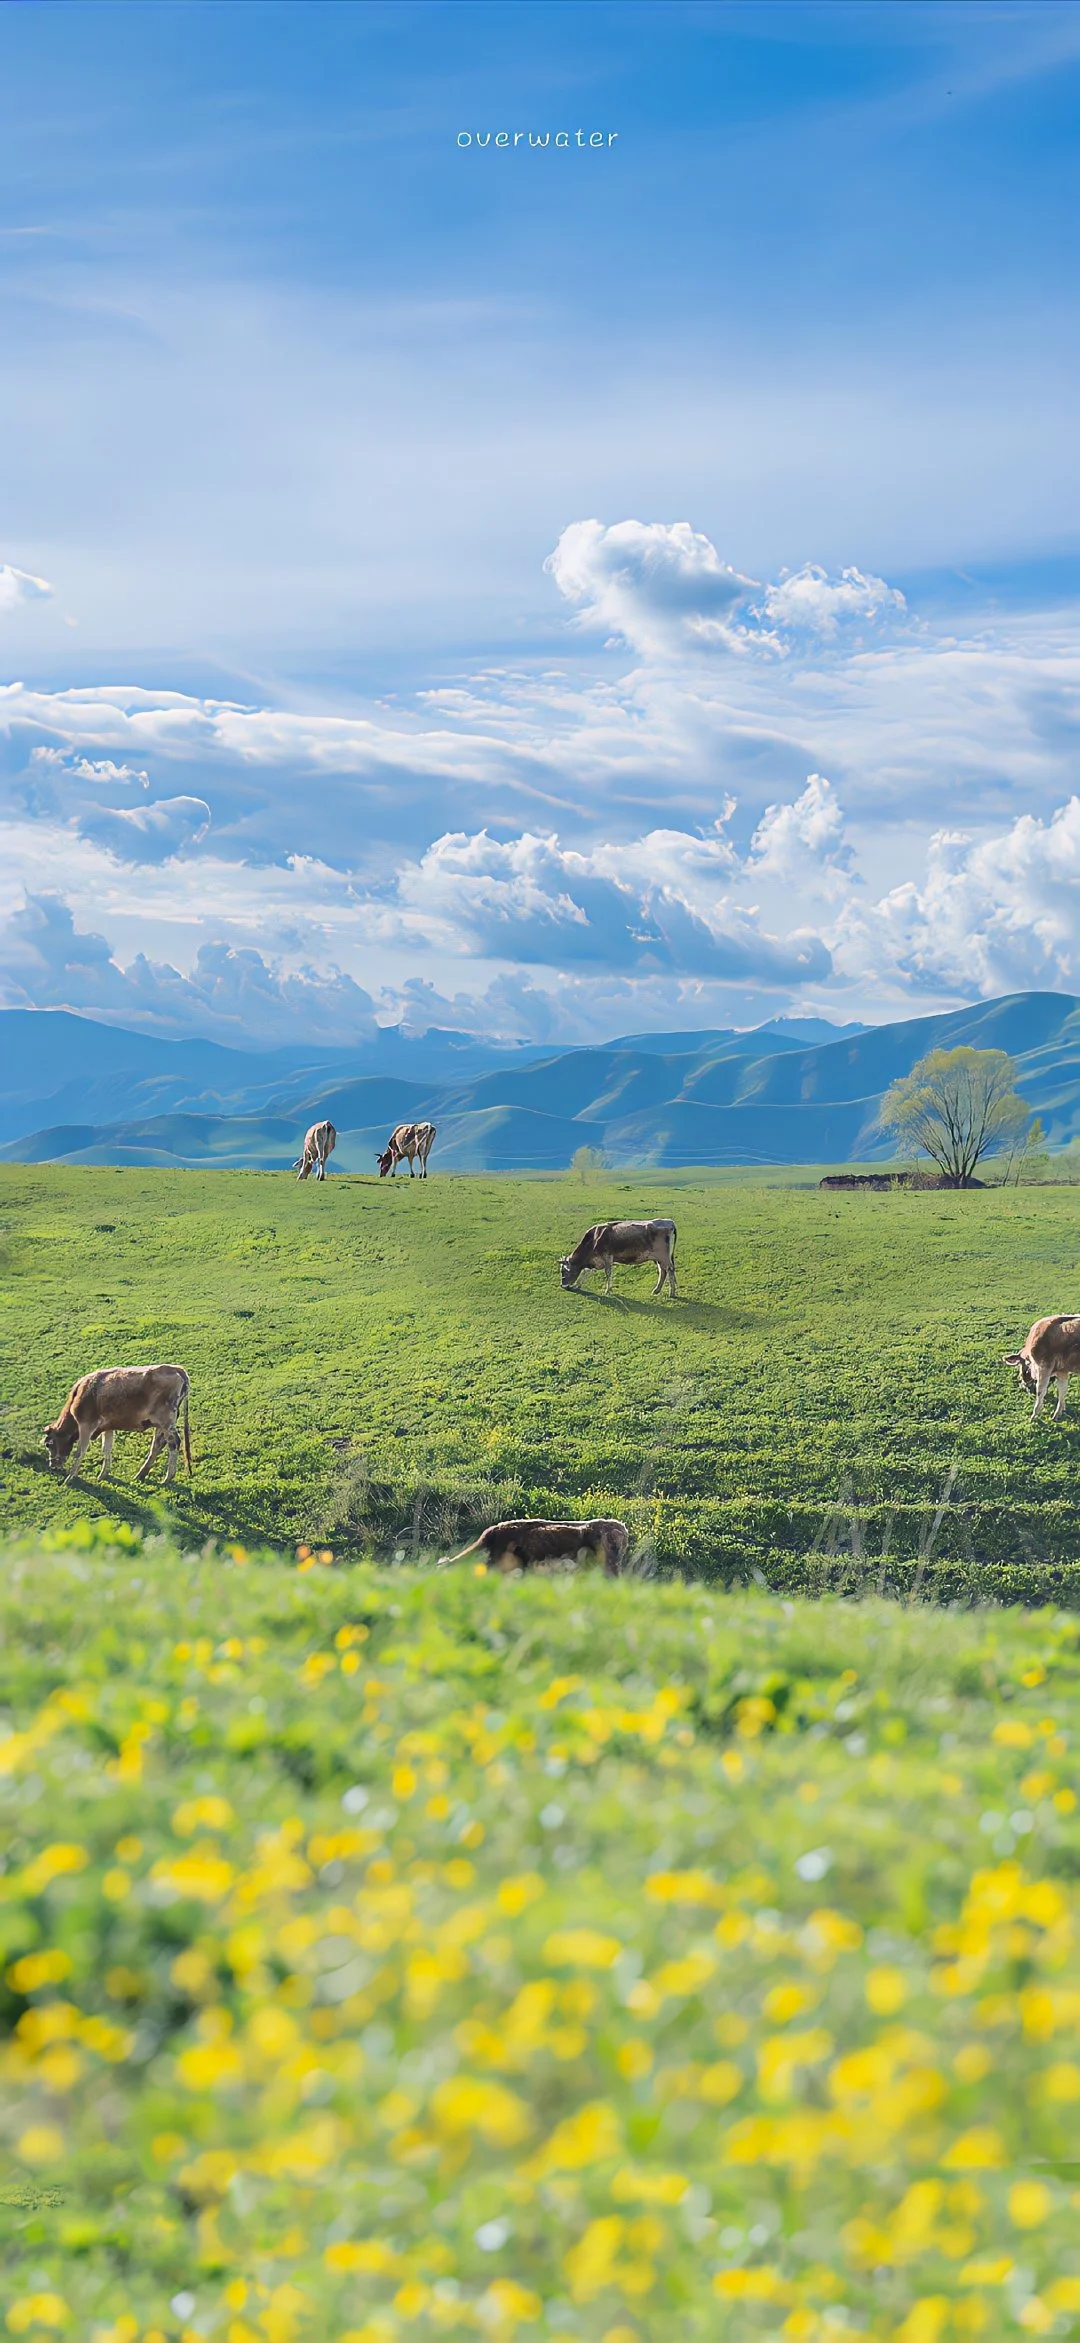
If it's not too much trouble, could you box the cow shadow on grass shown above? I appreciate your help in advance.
[18,1448,283,1552]
[566,1289,756,1330]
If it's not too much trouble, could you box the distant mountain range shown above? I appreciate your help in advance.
[1,994,1078,1170]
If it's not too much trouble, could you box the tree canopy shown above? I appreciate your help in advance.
[879,1046,1030,1186]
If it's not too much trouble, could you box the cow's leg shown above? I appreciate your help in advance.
[652,1260,666,1295]
[135,1427,165,1481]
[98,1428,115,1480]
[1032,1365,1054,1419]
[667,1253,678,1298]
[1054,1373,1070,1422]
[66,1424,92,1482]
[164,1424,180,1483]
[603,1257,614,1295]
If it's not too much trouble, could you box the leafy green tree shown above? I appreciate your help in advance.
[879,1047,1029,1187]
[571,1143,608,1181]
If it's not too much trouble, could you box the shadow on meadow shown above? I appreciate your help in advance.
[17,1446,291,1552]
[566,1288,755,1329]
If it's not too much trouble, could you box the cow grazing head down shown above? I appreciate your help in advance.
[43,1418,78,1469]
[376,1147,393,1177]
[1003,1350,1037,1398]
[559,1255,579,1289]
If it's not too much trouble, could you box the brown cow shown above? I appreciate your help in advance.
[1004,1315,1080,1421]
[377,1121,436,1179]
[294,1120,337,1181]
[438,1517,628,1576]
[43,1364,193,1483]
[561,1218,678,1298]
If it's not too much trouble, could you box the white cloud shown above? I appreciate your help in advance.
[545,518,759,658]
[543,520,907,662]
[0,563,52,612]
[758,563,906,640]
[31,749,149,787]
[386,822,830,983]
[749,773,855,897]
[835,796,1080,1001]
[0,895,378,1047]
[76,793,211,862]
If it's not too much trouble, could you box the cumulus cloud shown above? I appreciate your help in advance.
[387,822,830,983]
[76,793,211,862]
[758,564,906,640]
[545,518,759,657]
[0,563,52,612]
[0,895,379,1047]
[749,774,856,897]
[31,749,149,788]
[544,520,907,662]
[835,796,1080,1001]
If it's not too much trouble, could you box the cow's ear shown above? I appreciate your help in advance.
[1002,1352,1023,1363]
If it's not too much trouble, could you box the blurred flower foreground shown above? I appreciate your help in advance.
[3,1525,1080,2341]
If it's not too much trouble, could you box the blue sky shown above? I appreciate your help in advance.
[1,0,1078,1046]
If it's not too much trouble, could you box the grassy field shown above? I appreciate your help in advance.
[2,1165,1080,1595]
[3,1532,1080,2338]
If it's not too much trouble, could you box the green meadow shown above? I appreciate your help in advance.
[3,1537,1080,2338]
[2,1164,1080,1595]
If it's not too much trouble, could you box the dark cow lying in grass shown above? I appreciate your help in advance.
[561,1218,678,1298]
[439,1517,629,1576]
[43,1364,193,1483]
[1004,1314,1080,1421]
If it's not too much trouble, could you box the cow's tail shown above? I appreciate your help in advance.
[669,1220,678,1257]
[182,1385,193,1476]
[437,1533,486,1569]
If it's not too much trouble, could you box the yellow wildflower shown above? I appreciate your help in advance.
[1008,2180,1053,2228]
[19,1844,88,1896]
[16,2126,65,2165]
[941,2128,1006,2170]
[430,2074,531,2146]
[172,1795,234,1835]
[866,1966,908,2015]
[6,1949,72,1992]
[564,2215,623,2302]
[6,2298,69,2333]
[527,2099,621,2176]
[543,1928,622,1969]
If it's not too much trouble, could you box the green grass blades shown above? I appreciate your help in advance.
[2,1166,1080,1591]
[3,1541,1080,2335]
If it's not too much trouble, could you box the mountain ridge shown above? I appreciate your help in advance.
[2,993,1078,1168]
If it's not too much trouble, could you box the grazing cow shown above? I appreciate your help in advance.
[43,1364,193,1484]
[439,1517,628,1576]
[377,1121,436,1179]
[561,1218,678,1298]
[294,1120,336,1181]
[1004,1315,1080,1421]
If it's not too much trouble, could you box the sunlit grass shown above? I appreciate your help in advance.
[3,1532,1080,2334]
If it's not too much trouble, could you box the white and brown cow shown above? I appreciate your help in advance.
[561,1218,678,1298]
[439,1517,628,1576]
[376,1121,436,1179]
[1004,1315,1080,1421]
[294,1120,337,1181]
[43,1364,193,1484]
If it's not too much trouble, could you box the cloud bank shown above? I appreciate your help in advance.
[0,516,1077,1045]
